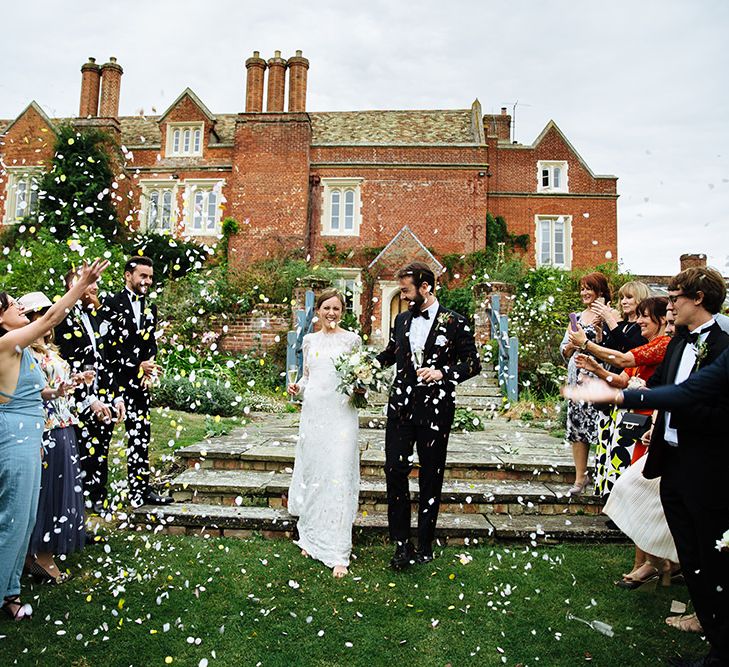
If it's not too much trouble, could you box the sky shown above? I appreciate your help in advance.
[1,0,727,275]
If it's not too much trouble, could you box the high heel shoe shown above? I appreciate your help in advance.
[616,565,659,591]
[28,561,72,585]
[2,595,32,621]
[568,474,591,496]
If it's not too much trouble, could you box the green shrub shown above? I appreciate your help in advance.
[0,227,126,296]
[452,407,486,432]
[152,374,243,417]
[122,232,212,283]
[437,284,474,320]
[35,125,121,240]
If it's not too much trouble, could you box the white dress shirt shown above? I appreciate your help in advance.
[664,318,715,446]
[409,299,439,366]
[126,287,143,329]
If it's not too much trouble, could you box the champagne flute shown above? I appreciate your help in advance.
[287,366,299,402]
[413,347,424,369]
[83,364,96,387]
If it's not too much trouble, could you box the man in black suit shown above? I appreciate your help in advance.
[104,256,171,507]
[55,268,125,514]
[376,262,481,569]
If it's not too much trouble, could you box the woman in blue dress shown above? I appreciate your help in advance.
[0,259,108,621]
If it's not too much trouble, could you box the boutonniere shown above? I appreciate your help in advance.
[437,312,452,327]
[692,339,708,368]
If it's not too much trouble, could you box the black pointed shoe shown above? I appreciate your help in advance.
[390,541,416,570]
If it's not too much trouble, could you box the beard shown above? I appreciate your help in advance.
[409,292,426,312]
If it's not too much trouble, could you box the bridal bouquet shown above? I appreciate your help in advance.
[334,347,386,408]
[716,528,729,553]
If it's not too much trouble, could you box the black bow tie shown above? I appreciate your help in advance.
[412,308,430,319]
[685,331,701,344]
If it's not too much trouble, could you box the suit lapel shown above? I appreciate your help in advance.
[665,336,687,382]
[402,311,414,357]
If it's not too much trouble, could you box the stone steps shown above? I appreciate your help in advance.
[178,430,576,484]
[130,504,620,544]
[168,468,602,516]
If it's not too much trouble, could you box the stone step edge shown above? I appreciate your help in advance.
[130,505,623,542]
[169,470,602,506]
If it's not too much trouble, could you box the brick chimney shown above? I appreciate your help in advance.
[266,50,287,112]
[245,51,267,112]
[680,253,707,271]
[99,57,123,118]
[79,57,101,118]
[287,50,309,112]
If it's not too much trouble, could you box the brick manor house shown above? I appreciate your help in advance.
[1,52,618,339]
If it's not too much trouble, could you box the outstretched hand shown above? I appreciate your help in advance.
[78,259,111,288]
[562,377,623,405]
[574,353,599,373]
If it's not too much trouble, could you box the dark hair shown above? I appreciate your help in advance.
[580,272,611,302]
[396,262,436,291]
[667,267,727,315]
[65,267,80,289]
[0,292,10,337]
[636,296,668,326]
[315,288,346,310]
[124,256,154,274]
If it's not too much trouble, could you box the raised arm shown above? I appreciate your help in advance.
[0,259,109,355]
[569,325,636,368]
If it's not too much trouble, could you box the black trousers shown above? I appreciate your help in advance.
[76,409,114,505]
[123,386,152,502]
[385,417,451,548]
[661,445,729,664]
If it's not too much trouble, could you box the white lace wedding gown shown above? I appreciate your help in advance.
[288,329,361,568]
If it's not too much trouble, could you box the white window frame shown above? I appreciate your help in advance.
[139,180,178,233]
[334,268,363,318]
[537,160,568,193]
[166,122,204,157]
[183,179,224,236]
[3,167,42,224]
[321,178,363,237]
[535,215,572,269]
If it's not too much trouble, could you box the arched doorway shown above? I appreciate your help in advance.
[389,290,409,329]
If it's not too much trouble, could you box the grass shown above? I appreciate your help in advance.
[1,536,706,666]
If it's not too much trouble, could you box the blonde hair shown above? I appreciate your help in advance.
[617,281,651,317]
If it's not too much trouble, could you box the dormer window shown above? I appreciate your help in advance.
[167,123,204,157]
[537,160,568,193]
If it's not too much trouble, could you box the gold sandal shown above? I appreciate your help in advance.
[666,613,702,633]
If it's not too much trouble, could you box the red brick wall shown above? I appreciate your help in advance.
[226,113,311,265]
[0,105,56,222]
[219,305,290,352]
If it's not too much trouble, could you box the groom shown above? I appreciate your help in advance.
[377,262,481,569]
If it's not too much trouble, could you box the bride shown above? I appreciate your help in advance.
[287,288,362,578]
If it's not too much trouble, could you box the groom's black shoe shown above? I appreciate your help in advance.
[414,546,434,565]
[390,541,416,570]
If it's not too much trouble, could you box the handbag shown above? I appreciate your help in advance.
[617,411,652,441]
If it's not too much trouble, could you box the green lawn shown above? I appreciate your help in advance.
[1,536,705,667]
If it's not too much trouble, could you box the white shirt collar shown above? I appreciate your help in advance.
[689,318,715,336]
[420,298,439,316]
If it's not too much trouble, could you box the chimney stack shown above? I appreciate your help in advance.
[99,57,123,118]
[245,51,267,112]
[79,57,101,118]
[287,50,309,112]
[680,253,707,271]
[266,50,287,112]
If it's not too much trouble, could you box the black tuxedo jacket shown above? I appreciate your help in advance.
[103,290,158,394]
[641,322,729,478]
[54,305,118,406]
[376,305,481,425]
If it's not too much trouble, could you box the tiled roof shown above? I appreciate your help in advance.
[309,109,478,145]
[2,109,480,148]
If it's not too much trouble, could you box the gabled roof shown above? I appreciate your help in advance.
[0,101,57,136]
[158,88,216,123]
[368,225,444,274]
[310,109,480,146]
[509,120,617,180]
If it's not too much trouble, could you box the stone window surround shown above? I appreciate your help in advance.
[166,122,205,157]
[334,267,363,317]
[139,179,179,233]
[183,178,225,236]
[321,177,363,237]
[2,166,42,225]
[535,214,572,269]
[537,160,569,193]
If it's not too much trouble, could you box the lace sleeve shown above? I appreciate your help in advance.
[350,332,363,353]
[298,337,311,392]
[632,336,670,367]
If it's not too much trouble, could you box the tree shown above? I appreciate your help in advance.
[36,125,121,240]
